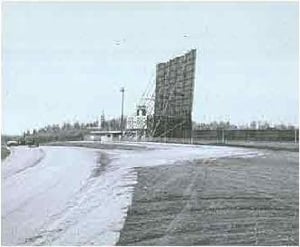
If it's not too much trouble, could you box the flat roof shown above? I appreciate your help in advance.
[89,130,122,135]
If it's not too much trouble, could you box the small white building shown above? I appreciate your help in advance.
[126,105,148,140]
[84,130,122,142]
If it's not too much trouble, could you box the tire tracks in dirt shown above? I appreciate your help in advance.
[158,158,212,244]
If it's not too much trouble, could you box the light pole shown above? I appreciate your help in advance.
[120,87,125,138]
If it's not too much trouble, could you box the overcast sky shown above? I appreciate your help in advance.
[2,2,299,135]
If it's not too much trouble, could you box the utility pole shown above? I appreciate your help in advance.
[164,117,167,143]
[120,87,125,139]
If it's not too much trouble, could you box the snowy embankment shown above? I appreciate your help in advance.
[2,143,262,245]
[2,147,45,179]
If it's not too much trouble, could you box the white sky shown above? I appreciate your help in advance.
[2,2,299,135]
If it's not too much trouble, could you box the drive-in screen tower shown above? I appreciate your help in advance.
[153,49,196,139]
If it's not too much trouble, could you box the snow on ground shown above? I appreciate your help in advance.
[115,143,263,169]
[2,143,263,245]
[2,147,45,179]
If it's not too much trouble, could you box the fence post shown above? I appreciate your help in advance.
[222,129,225,144]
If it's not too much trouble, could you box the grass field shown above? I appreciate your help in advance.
[118,150,299,245]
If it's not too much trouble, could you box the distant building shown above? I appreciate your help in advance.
[126,105,148,140]
[127,105,147,130]
[84,130,122,142]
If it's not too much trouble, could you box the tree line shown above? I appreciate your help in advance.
[7,118,297,144]
[22,117,127,143]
